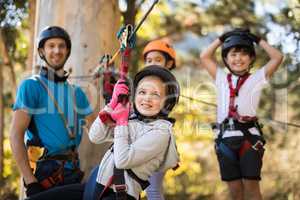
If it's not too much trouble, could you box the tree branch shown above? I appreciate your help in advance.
[136,0,146,10]
[0,29,17,97]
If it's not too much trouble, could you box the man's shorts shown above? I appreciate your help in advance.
[215,136,265,181]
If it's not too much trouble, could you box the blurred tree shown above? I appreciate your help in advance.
[0,1,29,199]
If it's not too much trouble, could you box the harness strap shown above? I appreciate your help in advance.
[102,146,149,200]
[127,169,150,190]
[36,76,77,139]
[113,167,127,200]
[98,176,114,200]
[41,151,79,161]
[227,73,257,122]
[215,120,265,161]
[238,140,252,157]
[39,161,66,189]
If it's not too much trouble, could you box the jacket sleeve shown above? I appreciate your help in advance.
[113,123,170,169]
[88,116,114,144]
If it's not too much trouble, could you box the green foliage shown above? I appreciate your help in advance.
[0,1,29,199]
[0,0,28,27]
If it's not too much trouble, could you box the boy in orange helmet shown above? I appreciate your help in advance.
[143,39,176,70]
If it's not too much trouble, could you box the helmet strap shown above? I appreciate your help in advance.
[223,57,251,77]
[229,67,250,76]
[165,60,174,70]
[38,48,69,71]
[39,66,69,82]
[131,109,172,123]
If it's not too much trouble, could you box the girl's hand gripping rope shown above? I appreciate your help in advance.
[108,80,130,109]
[99,79,130,125]
[110,102,130,126]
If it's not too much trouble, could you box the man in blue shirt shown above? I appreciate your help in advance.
[9,26,93,197]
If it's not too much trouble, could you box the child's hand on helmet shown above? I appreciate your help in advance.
[219,31,233,42]
[108,79,129,109]
[110,102,130,126]
[219,28,250,42]
[246,32,261,44]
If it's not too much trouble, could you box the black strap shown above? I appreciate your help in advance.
[40,66,69,82]
[36,76,76,139]
[127,169,150,190]
[113,166,127,200]
[26,118,43,147]
[41,152,79,161]
[214,119,265,145]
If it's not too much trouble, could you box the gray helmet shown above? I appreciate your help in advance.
[38,26,71,59]
[133,65,180,116]
[221,34,255,58]
[221,33,256,74]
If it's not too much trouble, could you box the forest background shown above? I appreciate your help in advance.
[0,0,300,199]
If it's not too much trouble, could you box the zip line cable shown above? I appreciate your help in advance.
[180,94,217,107]
[68,71,300,129]
[180,94,300,129]
[67,72,300,129]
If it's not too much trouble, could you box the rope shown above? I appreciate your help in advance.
[180,94,217,107]
[180,94,300,129]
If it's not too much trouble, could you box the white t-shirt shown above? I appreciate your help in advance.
[215,67,268,138]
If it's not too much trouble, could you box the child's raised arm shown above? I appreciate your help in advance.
[246,32,283,78]
[258,39,283,79]
[199,38,222,80]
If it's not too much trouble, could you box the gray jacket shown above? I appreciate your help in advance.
[88,116,174,199]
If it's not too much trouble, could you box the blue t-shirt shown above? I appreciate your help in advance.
[13,75,93,156]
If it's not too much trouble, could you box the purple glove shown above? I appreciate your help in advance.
[108,79,129,109]
[110,102,130,126]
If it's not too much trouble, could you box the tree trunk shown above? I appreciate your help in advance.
[27,0,37,71]
[123,0,137,26]
[33,0,121,176]
[0,52,3,182]
[0,28,17,97]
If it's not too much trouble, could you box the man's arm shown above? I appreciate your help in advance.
[199,38,222,80]
[9,109,37,185]
[258,39,284,79]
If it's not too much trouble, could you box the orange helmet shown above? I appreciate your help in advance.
[143,40,176,69]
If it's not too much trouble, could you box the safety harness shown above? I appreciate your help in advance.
[213,73,265,162]
[26,69,83,189]
[227,73,257,122]
[97,146,150,200]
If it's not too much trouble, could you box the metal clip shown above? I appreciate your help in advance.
[252,140,264,151]
[113,184,127,193]
[228,118,235,130]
